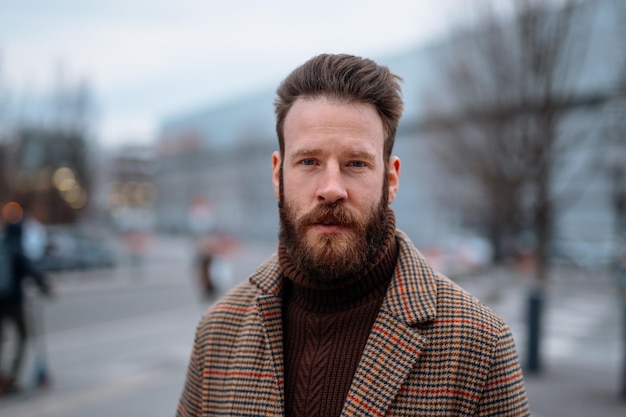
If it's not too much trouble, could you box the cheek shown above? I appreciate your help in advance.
[282,182,305,213]
[283,174,312,201]
[360,177,386,205]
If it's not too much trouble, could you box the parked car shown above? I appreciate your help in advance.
[35,227,118,271]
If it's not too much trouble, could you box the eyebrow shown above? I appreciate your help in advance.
[290,148,376,161]
[290,148,323,159]
[345,150,376,160]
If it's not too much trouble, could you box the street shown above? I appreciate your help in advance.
[2,283,201,416]
[0,235,624,416]
[0,235,273,417]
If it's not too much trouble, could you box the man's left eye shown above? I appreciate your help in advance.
[349,161,366,168]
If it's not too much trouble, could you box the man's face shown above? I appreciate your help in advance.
[272,96,400,282]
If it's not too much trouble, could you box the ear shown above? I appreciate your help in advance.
[272,151,281,200]
[387,156,400,204]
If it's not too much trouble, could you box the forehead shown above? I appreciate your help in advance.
[283,97,384,153]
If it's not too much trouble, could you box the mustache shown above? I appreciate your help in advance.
[299,203,358,228]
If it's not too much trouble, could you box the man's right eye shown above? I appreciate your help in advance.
[300,159,316,166]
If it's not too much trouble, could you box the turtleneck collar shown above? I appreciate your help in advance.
[278,208,398,313]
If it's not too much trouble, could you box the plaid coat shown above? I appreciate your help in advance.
[176,230,530,416]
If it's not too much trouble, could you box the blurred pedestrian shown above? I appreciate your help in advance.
[193,232,240,300]
[187,197,217,299]
[177,54,530,416]
[0,203,52,396]
[194,234,216,300]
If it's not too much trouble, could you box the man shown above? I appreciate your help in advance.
[0,204,51,395]
[177,54,530,416]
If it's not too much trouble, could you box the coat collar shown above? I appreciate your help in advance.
[383,230,438,325]
[342,230,437,416]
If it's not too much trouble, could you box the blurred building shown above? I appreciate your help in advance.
[154,91,277,239]
[0,76,97,226]
[104,144,158,233]
[153,0,624,262]
[0,127,93,224]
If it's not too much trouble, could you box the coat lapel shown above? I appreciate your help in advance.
[256,293,286,414]
[252,256,286,415]
[341,309,426,417]
[341,231,438,417]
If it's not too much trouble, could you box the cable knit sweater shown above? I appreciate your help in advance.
[279,210,398,417]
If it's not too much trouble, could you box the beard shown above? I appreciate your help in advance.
[278,169,389,284]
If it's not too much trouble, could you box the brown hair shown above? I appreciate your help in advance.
[274,54,404,160]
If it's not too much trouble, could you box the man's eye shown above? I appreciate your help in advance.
[301,159,316,166]
[349,161,366,168]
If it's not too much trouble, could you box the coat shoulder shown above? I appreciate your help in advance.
[392,230,506,334]
[193,252,283,349]
[433,272,507,333]
[198,281,264,327]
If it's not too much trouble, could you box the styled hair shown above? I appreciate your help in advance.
[274,53,404,160]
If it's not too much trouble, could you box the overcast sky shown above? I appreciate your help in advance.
[0,0,465,148]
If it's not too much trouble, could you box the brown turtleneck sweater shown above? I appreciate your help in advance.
[279,210,398,417]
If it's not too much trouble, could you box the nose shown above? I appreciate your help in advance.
[316,163,348,204]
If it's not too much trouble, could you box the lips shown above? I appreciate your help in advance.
[314,216,344,227]
[316,220,338,226]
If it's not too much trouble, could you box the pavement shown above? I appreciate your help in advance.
[3,233,626,416]
[454,266,626,417]
[524,362,625,417]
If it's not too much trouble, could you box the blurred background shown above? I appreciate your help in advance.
[0,0,625,416]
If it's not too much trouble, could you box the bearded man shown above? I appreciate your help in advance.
[176,53,530,417]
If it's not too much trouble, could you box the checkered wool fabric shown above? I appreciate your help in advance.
[176,230,530,416]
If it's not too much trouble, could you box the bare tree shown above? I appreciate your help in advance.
[423,0,599,373]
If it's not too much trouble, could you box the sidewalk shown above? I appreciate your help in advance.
[525,362,625,417]
[455,265,626,417]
